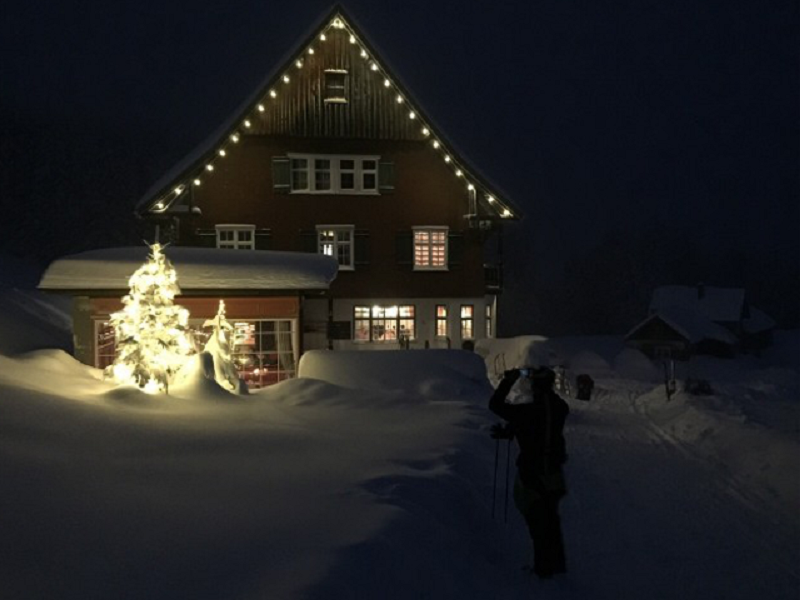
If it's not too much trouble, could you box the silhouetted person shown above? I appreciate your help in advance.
[489,367,569,578]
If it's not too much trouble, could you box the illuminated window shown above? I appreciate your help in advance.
[485,304,493,338]
[317,225,354,270]
[413,227,448,270]
[289,154,379,194]
[353,304,415,342]
[95,318,297,388]
[324,70,348,103]
[435,305,448,338]
[460,305,474,340]
[216,225,255,250]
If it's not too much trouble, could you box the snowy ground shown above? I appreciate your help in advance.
[0,274,798,598]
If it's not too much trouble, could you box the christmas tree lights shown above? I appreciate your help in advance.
[105,243,194,394]
[202,300,243,392]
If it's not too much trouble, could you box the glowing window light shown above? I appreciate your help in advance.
[422,127,430,136]
[409,111,416,119]
[270,90,277,98]
[283,75,290,83]
[258,104,265,112]
[206,164,214,172]
[219,149,227,157]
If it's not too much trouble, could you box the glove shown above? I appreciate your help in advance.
[490,423,514,440]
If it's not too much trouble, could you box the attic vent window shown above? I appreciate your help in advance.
[324,70,348,104]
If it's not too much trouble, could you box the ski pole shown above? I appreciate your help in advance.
[504,437,512,523]
[491,436,500,519]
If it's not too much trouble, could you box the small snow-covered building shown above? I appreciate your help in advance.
[39,247,338,387]
[625,284,775,360]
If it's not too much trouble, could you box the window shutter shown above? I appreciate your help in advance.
[448,232,464,268]
[396,231,413,267]
[378,162,395,193]
[255,229,271,250]
[299,230,318,253]
[272,157,290,193]
[195,228,217,248]
[354,230,370,265]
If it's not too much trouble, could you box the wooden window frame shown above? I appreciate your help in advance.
[288,154,380,195]
[316,225,355,271]
[353,304,416,342]
[435,304,448,338]
[324,69,348,104]
[413,226,449,271]
[216,224,256,250]
[460,304,475,340]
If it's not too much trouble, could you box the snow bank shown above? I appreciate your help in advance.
[39,246,339,291]
[298,349,492,398]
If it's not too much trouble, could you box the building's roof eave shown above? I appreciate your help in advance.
[136,4,523,222]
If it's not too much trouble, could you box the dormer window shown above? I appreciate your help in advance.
[324,70,348,103]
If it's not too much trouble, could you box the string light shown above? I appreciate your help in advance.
[149,13,514,220]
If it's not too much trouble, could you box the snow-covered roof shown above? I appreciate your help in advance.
[627,307,738,345]
[743,306,776,334]
[650,285,745,323]
[38,247,338,291]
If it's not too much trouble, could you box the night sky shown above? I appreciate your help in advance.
[1,0,797,333]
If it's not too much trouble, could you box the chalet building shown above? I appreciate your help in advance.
[135,6,520,354]
[39,6,521,388]
[625,284,775,360]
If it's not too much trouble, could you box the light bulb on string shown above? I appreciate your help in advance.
[206,164,214,172]
[258,104,265,112]
[270,90,277,98]
[219,149,227,157]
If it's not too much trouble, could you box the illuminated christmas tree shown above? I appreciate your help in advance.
[105,243,194,393]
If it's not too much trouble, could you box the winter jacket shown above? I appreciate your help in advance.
[489,371,570,493]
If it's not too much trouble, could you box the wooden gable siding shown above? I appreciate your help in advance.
[252,27,426,140]
[179,135,486,298]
